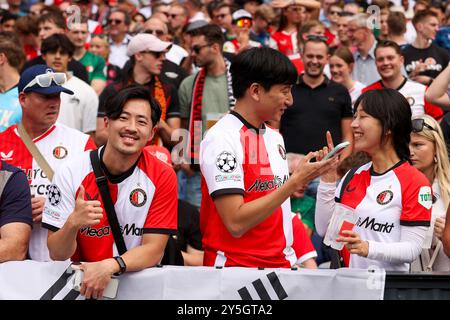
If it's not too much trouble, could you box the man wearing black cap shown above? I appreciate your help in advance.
[0,64,96,262]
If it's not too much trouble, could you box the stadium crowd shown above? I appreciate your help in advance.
[0,0,450,299]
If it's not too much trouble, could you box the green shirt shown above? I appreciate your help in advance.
[179,72,230,132]
[290,195,316,232]
[79,51,106,83]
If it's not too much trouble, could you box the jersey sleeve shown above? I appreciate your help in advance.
[400,172,432,227]
[144,165,178,234]
[292,214,317,264]
[84,136,97,151]
[42,163,76,232]
[200,130,244,198]
[0,170,32,227]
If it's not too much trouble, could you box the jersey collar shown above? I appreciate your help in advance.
[230,110,266,135]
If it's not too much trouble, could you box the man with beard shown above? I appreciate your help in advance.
[279,37,353,197]
[177,24,235,209]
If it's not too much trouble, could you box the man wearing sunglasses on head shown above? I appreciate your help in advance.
[0,64,97,262]
[97,33,181,148]
[223,9,262,54]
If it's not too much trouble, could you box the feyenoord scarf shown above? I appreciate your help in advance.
[151,76,167,146]
[188,59,235,163]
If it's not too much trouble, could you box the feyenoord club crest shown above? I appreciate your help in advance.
[406,97,415,106]
[376,190,394,205]
[130,188,147,207]
[53,146,68,159]
[278,144,286,160]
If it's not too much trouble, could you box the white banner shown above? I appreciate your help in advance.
[0,261,385,300]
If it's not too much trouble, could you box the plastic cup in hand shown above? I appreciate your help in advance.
[324,203,357,250]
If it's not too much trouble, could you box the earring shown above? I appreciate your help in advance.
[434,156,438,163]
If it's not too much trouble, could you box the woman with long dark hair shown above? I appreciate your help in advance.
[315,89,433,271]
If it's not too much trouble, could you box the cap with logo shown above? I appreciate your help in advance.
[18,64,74,95]
[126,33,172,57]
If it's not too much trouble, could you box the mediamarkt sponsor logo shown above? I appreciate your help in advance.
[357,217,394,233]
[247,175,288,192]
[80,223,144,237]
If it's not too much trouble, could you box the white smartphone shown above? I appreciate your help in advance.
[323,141,350,161]
[71,269,119,299]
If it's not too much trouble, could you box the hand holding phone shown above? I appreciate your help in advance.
[71,269,119,299]
[323,141,350,161]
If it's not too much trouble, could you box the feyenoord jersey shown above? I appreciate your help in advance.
[42,147,178,262]
[0,123,96,261]
[271,31,298,57]
[336,161,432,271]
[363,79,426,117]
[200,111,296,268]
[292,214,317,265]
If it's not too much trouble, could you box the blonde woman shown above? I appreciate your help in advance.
[410,115,450,271]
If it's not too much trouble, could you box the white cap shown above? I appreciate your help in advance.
[232,9,252,22]
[126,33,172,57]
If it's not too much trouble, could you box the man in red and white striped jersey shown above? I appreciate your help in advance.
[42,85,178,299]
[0,64,96,262]
[200,47,337,268]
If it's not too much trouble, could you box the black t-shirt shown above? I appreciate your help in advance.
[176,200,202,251]
[280,75,353,155]
[23,56,90,84]
[402,44,450,79]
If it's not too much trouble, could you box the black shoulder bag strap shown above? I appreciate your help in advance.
[329,165,360,269]
[89,150,127,255]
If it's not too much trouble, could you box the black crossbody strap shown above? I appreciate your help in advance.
[337,165,360,202]
[89,150,127,255]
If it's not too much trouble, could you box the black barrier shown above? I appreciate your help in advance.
[384,272,450,300]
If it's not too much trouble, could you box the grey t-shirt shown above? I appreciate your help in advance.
[179,72,230,132]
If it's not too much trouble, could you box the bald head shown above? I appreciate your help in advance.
[144,17,169,40]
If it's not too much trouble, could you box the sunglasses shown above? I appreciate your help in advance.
[235,18,252,28]
[191,43,210,54]
[412,118,438,133]
[108,19,124,25]
[330,10,342,16]
[306,34,328,42]
[169,13,181,19]
[144,29,165,37]
[22,72,67,93]
[339,11,355,17]
[141,50,166,59]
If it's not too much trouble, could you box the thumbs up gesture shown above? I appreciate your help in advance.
[69,185,104,229]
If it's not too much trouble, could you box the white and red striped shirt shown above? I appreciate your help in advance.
[200,111,296,268]
[0,123,96,261]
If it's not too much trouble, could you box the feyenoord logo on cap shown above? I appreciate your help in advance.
[53,146,68,159]
[278,144,286,160]
[376,190,394,205]
[130,188,147,207]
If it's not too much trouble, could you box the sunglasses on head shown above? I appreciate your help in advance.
[22,72,67,93]
[144,29,165,37]
[235,18,252,28]
[306,34,328,42]
[412,118,438,133]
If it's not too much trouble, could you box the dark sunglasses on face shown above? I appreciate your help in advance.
[144,29,165,37]
[191,44,210,54]
[339,11,355,17]
[108,19,124,25]
[142,50,165,58]
[412,118,438,133]
[169,13,181,19]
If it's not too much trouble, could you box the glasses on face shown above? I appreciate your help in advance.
[141,50,166,59]
[306,34,328,42]
[286,6,303,13]
[108,18,124,25]
[169,13,182,19]
[144,29,165,37]
[339,11,355,17]
[22,72,67,93]
[330,10,342,16]
[412,118,438,133]
[191,43,210,54]
[235,18,252,28]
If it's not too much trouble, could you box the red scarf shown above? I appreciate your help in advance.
[150,76,167,146]
[188,68,206,164]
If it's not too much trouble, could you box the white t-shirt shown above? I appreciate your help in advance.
[59,76,98,134]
